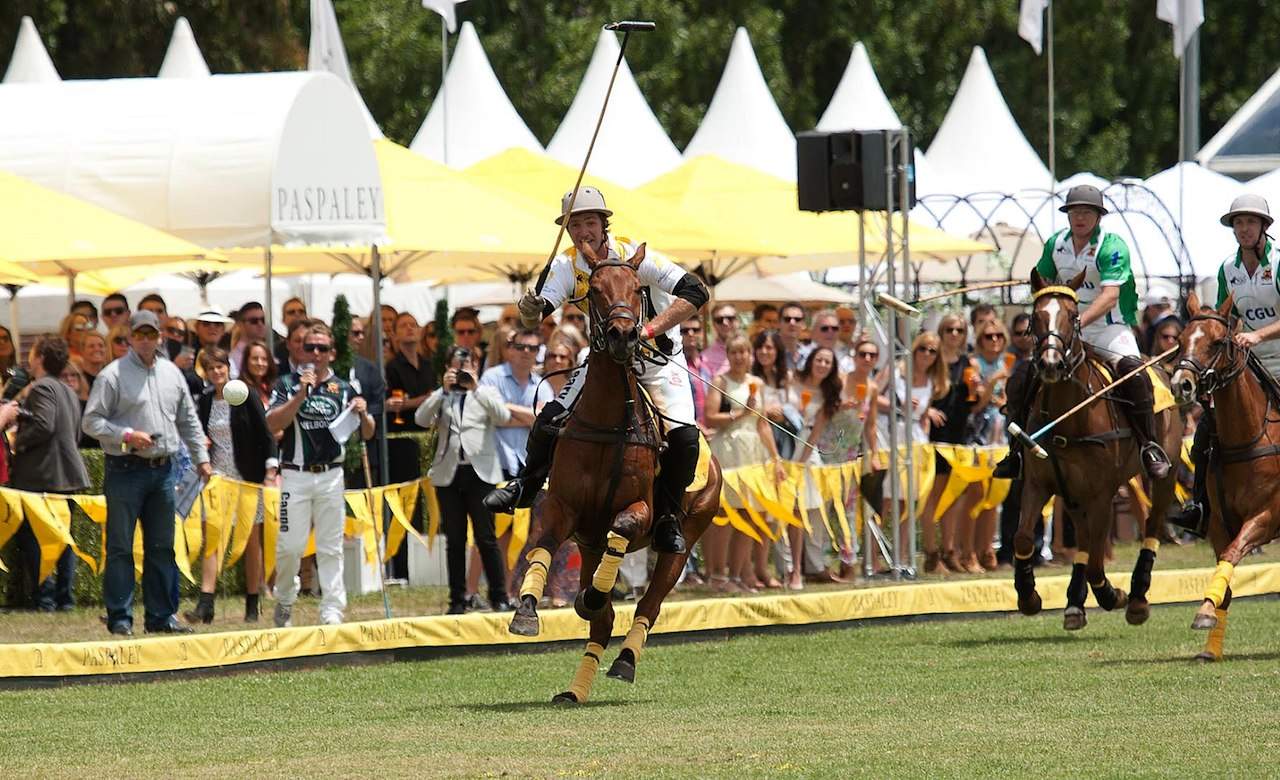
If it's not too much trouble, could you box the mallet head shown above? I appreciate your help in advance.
[875,291,923,320]
[604,21,656,32]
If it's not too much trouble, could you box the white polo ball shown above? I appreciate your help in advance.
[223,379,250,407]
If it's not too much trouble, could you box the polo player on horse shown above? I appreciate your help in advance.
[996,184,1173,481]
[484,186,710,554]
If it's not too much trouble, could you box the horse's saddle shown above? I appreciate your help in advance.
[652,433,714,494]
[1090,360,1177,414]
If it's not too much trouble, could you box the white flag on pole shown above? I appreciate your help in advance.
[1018,0,1050,55]
[1156,0,1205,58]
[422,0,470,33]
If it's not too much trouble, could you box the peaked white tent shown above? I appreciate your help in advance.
[157,17,210,78]
[927,47,1052,195]
[3,16,59,83]
[1144,162,1244,280]
[816,42,900,132]
[1197,66,1280,178]
[1242,166,1280,214]
[683,27,795,181]
[410,22,543,168]
[309,0,383,140]
[545,30,681,187]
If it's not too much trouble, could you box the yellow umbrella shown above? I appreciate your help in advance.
[0,170,224,275]
[228,140,556,283]
[639,156,992,278]
[465,148,763,262]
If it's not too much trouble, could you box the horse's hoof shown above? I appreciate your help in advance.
[508,610,540,637]
[606,650,636,684]
[1063,606,1087,631]
[551,691,580,705]
[1112,588,1129,611]
[1125,598,1150,626]
[1017,592,1043,616]
[1190,613,1218,631]
[1194,651,1220,663]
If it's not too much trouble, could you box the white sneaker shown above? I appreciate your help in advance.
[320,613,342,626]
[273,603,292,628]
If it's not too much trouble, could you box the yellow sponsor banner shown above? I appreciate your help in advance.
[4,561,1279,680]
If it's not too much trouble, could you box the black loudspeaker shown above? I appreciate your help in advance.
[797,129,916,213]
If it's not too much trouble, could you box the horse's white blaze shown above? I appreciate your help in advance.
[1044,298,1063,348]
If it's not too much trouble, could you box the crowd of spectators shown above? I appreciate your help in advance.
[0,286,1193,628]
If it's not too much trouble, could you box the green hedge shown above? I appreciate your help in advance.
[0,432,436,608]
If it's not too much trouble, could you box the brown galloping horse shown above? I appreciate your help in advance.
[508,243,722,703]
[1013,271,1184,630]
[1171,292,1280,661]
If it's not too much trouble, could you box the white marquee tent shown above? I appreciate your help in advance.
[1143,162,1243,280]
[545,30,681,187]
[411,22,543,168]
[926,47,1052,197]
[683,27,795,182]
[0,72,386,251]
[1197,65,1280,179]
[157,17,211,79]
[816,42,900,132]
[3,16,58,84]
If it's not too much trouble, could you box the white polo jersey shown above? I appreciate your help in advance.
[1217,240,1280,373]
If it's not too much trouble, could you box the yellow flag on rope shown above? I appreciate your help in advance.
[0,490,23,572]
[721,502,763,542]
[507,508,531,569]
[421,478,441,550]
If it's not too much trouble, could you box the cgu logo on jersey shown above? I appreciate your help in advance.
[1244,306,1277,322]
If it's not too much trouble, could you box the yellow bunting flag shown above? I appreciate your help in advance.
[507,508,531,570]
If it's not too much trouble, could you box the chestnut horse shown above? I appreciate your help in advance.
[508,243,722,703]
[1171,292,1280,661]
[1013,271,1183,630]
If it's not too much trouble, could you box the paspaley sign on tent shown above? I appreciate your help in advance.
[274,185,383,224]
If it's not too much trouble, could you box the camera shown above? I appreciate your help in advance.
[450,347,475,390]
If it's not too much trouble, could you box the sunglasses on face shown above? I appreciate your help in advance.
[303,343,331,354]
[102,306,127,317]
[133,330,160,341]
[680,327,702,335]
[73,323,94,331]
[782,315,805,324]
[350,329,366,337]
[714,315,737,323]
[981,333,1006,342]
[113,337,128,345]
[943,326,965,335]
[510,343,539,353]
[817,325,839,333]
[857,350,879,359]
[916,346,938,354]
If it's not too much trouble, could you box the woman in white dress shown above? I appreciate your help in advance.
[785,346,844,590]
[751,329,794,586]
[705,336,786,593]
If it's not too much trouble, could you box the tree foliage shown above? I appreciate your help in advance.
[2,1,1278,179]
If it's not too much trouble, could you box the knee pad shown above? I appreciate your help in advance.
[660,425,701,488]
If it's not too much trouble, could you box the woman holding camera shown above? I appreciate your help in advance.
[417,346,533,614]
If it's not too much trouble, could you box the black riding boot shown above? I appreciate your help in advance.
[1167,412,1212,537]
[652,425,701,554]
[1115,356,1172,480]
[483,402,562,513]
[994,359,1034,480]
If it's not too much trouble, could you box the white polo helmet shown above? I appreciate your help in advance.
[1219,193,1273,228]
[555,186,613,225]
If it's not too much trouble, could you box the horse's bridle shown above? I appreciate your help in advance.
[569,259,644,363]
[1175,312,1247,399]
[1032,285,1086,378]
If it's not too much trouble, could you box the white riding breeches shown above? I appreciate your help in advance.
[556,355,697,427]
[1081,322,1139,362]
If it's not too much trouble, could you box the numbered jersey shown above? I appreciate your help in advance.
[1217,241,1280,373]
[1036,228,1138,327]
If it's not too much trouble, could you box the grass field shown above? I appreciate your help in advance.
[4,587,1280,777]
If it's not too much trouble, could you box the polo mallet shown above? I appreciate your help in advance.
[876,280,1026,319]
[1008,346,1179,460]
[532,20,656,296]
[361,443,393,619]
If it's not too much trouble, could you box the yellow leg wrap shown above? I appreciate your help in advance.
[1205,561,1235,607]
[1202,608,1229,660]
[567,642,603,703]
[591,532,629,595]
[621,616,652,661]
[1074,551,1090,566]
[519,547,553,601]
[1142,537,1160,553]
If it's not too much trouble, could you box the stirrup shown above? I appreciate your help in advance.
[652,514,686,555]
[1167,501,1207,539]
[1140,443,1171,479]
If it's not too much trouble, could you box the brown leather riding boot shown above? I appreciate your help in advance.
[1116,358,1171,480]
